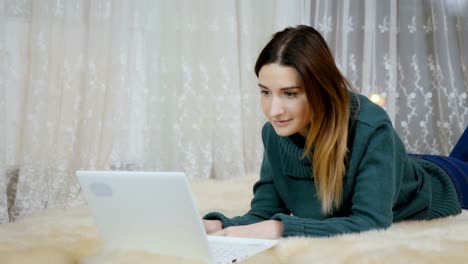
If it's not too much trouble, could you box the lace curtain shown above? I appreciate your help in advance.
[0,0,301,222]
[309,0,467,154]
[1,0,467,223]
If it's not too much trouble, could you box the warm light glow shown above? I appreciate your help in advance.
[370,94,381,104]
[369,93,386,107]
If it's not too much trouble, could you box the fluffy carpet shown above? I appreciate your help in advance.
[0,176,467,264]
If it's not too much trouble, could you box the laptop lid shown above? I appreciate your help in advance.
[76,170,212,262]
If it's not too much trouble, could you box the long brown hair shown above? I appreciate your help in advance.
[255,25,351,214]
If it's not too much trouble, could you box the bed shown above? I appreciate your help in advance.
[0,176,467,263]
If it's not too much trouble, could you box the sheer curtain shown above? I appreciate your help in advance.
[1,0,467,223]
[309,0,468,154]
[0,0,283,222]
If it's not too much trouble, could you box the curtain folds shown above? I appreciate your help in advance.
[0,0,467,222]
[309,0,467,153]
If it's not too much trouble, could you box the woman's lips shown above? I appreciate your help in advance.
[273,119,291,127]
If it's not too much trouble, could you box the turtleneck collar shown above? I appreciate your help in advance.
[278,133,313,179]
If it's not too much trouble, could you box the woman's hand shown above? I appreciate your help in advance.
[203,219,223,234]
[212,220,283,240]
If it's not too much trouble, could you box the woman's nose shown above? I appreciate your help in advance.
[270,96,285,117]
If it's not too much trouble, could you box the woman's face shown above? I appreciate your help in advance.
[258,63,311,137]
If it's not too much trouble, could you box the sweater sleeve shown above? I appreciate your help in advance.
[204,124,290,227]
[272,122,398,237]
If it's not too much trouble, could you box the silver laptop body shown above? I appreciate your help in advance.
[76,170,278,263]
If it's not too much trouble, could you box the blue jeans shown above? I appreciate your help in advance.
[410,127,468,209]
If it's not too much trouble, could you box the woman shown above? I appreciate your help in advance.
[203,25,467,239]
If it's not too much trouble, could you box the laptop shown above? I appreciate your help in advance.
[76,170,278,263]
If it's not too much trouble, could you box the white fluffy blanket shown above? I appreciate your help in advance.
[0,176,467,264]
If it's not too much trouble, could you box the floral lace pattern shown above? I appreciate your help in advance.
[310,0,467,154]
[1,0,467,222]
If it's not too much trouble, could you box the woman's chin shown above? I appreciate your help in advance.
[272,126,295,137]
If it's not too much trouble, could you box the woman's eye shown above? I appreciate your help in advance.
[260,90,270,96]
[285,92,297,98]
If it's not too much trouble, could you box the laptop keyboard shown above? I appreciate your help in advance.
[209,239,275,264]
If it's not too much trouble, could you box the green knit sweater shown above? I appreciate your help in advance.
[204,94,461,237]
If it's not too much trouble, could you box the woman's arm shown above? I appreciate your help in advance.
[203,124,290,229]
[217,122,401,238]
[211,220,283,239]
[271,122,399,237]
[203,152,291,227]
